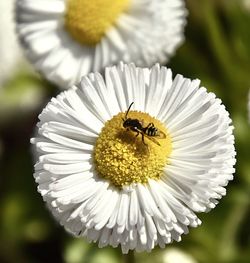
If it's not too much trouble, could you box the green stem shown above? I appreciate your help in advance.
[123,250,135,263]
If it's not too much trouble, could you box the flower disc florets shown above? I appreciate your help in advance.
[65,0,130,45]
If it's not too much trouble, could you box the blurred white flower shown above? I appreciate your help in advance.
[242,0,250,11]
[16,0,187,88]
[163,248,198,263]
[0,0,23,86]
[32,63,236,253]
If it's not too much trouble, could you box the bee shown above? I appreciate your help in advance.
[122,102,166,146]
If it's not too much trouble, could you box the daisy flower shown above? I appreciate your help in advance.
[32,63,236,253]
[16,0,187,88]
[0,0,22,86]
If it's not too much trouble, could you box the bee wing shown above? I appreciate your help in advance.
[156,130,167,139]
[139,119,144,126]
[144,134,161,146]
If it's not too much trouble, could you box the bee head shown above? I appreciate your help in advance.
[123,118,132,128]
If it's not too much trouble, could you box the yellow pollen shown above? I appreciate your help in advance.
[65,0,130,45]
[94,111,172,188]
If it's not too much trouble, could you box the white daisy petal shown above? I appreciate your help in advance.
[16,0,187,88]
[69,180,105,205]
[94,190,119,230]
[105,65,127,112]
[31,63,235,253]
[129,189,139,227]
[41,121,97,140]
[79,76,114,122]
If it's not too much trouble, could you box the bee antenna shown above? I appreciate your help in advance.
[125,102,134,119]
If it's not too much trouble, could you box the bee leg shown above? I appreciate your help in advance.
[133,131,140,144]
[141,132,148,146]
[131,127,140,138]
[141,133,149,153]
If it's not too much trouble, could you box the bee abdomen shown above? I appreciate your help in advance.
[146,126,158,136]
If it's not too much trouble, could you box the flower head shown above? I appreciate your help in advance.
[16,0,187,88]
[32,63,236,253]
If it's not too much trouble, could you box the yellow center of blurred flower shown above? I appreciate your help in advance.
[65,0,130,45]
[94,111,172,188]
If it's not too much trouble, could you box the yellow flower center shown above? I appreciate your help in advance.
[94,111,172,188]
[65,0,130,45]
